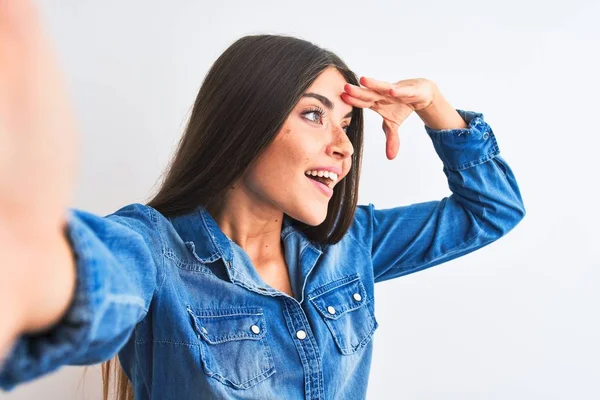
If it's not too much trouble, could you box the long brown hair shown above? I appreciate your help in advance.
[101,34,364,399]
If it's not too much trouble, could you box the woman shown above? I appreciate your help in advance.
[0,2,525,399]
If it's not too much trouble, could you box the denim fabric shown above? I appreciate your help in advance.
[0,109,525,399]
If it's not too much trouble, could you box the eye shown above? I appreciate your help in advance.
[303,106,351,133]
[302,106,326,125]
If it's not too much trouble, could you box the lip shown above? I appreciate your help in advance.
[306,176,334,198]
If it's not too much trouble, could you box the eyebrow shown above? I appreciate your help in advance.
[302,92,353,119]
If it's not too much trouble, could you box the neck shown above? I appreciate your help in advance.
[206,190,285,268]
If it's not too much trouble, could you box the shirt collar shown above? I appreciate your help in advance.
[167,204,323,277]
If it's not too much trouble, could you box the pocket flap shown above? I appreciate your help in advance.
[187,306,267,344]
[308,274,368,320]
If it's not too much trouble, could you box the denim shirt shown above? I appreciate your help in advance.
[0,109,525,399]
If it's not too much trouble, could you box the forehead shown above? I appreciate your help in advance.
[303,67,353,116]
[307,67,348,91]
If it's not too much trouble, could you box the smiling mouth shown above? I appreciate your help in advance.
[305,174,333,188]
[306,175,334,197]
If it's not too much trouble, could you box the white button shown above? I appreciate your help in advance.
[251,325,261,334]
[327,306,336,315]
[353,293,362,301]
[296,330,307,340]
[201,327,208,334]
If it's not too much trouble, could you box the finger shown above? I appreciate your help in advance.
[344,83,381,104]
[389,83,419,100]
[341,92,371,108]
[359,76,393,95]
[382,120,400,160]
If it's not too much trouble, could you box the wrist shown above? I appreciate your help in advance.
[415,90,468,130]
[0,230,32,340]
[0,310,21,364]
[22,232,77,334]
[0,227,76,335]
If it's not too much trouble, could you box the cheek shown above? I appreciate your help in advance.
[245,125,318,191]
[243,151,299,195]
[266,133,313,173]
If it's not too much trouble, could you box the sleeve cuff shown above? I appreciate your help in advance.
[0,209,103,391]
[424,109,500,171]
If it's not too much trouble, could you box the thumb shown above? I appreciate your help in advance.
[382,120,400,160]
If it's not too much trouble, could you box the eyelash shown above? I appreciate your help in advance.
[302,106,350,133]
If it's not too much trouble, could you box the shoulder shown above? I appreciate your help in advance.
[322,203,374,255]
[66,202,171,245]
[345,203,374,247]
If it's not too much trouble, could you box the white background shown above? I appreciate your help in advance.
[2,0,599,398]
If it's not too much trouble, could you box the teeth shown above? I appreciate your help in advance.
[305,170,339,185]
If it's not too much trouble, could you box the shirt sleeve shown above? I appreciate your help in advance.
[350,109,526,283]
[0,203,166,391]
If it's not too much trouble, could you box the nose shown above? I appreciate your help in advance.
[328,126,354,160]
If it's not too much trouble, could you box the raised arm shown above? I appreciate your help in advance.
[343,77,525,280]
[352,109,526,281]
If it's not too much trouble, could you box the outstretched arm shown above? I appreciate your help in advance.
[0,0,79,357]
[0,2,165,391]
[1,204,166,391]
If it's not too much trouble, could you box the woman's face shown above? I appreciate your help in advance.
[241,67,355,226]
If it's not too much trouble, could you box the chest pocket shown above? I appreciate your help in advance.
[308,273,378,355]
[186,306,276,389]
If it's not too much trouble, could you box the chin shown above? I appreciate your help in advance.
[288,207,328,227]
[281,185,331,226]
